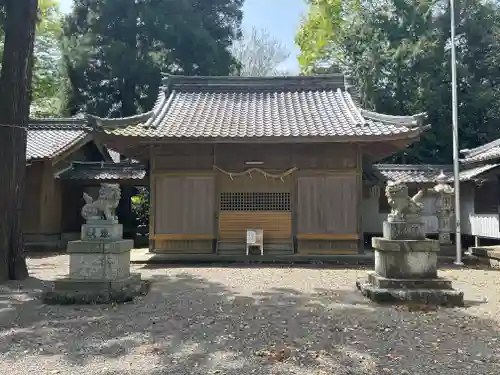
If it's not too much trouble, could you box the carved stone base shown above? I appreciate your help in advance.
[383,220,425,240]
[372,237,440,279]
[356,272,463,306]
[69,252,131,280]
[67,239,133,254]
[67,239,133,281]
[81,222,123,241]
[365,271,452,289]
[43,274,149,305]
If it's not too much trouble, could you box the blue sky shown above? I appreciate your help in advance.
[58,0,306,73]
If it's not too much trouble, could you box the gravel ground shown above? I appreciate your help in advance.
[1,254,500,375]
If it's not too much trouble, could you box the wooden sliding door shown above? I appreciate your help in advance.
[151,174,216,253]
[296,173,360,254]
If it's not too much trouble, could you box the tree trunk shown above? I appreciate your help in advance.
[0,0,38,281]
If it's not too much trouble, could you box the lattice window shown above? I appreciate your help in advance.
[219,192,291,211]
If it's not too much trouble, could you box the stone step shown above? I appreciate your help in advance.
[469,246,500,258]
[367,271,453,290]
[468,246,500,268]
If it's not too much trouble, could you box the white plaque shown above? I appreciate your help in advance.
[247,230,256,244]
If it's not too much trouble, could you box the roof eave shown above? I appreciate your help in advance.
[55,160,147,180]
[461,137,500,157]
[461,155,500,165]
[96,127,427,144]
[373,163,453,171]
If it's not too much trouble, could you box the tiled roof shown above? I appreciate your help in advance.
[88,75,429,140]
[461,139,500,164]
[459,164,500,181]
[27,119,90,161]
[374,163,500,183]
[55,161,146,180]
[373,164,453,183]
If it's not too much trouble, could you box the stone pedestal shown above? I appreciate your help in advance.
[43,221,148,305]
[357,220,463,306]
[372,237,439,278]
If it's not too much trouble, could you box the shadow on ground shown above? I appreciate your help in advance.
[0,270,498,375]
[141,262,374,270]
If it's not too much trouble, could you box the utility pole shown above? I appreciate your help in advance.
[450,0,463,265]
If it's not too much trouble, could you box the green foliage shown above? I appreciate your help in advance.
[0,0,65,117]
[31,0,65,117]
[296,0,359,73]
[131,188,149,228]
[61,0,244,118]
[297,0,500,163]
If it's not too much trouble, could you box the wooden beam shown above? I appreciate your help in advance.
[295,168,359,176]
[154,171,215,176]
[297,249,358,255]
[296,234,360,240]
[151,234,216,240]
[360,142,402,162]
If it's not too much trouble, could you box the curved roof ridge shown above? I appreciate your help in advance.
[340,90,364,124]
[148,89,177,129]
[336,88,362,126]
[360,109,427,127]
[161,73,347,92]
[86,111,154,129]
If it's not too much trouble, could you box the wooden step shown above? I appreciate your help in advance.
[217,241,294,256]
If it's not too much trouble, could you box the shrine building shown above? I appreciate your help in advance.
[87,74,429,259]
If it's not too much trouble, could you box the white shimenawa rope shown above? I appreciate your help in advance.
[213,165,298,182]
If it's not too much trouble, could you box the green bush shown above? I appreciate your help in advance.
[131,187,149,229]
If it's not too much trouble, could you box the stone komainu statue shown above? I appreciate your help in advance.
[81,183,121,222]
[385,180,424,222]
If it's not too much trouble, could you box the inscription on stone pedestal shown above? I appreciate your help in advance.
[82,223,123,241]
[383,221,425,241]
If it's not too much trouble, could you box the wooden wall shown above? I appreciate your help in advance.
[151,173,216,253]
[152,143,357,171]
[23,163,44,234]
[149,143,361,255]
[24,161,66,235]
